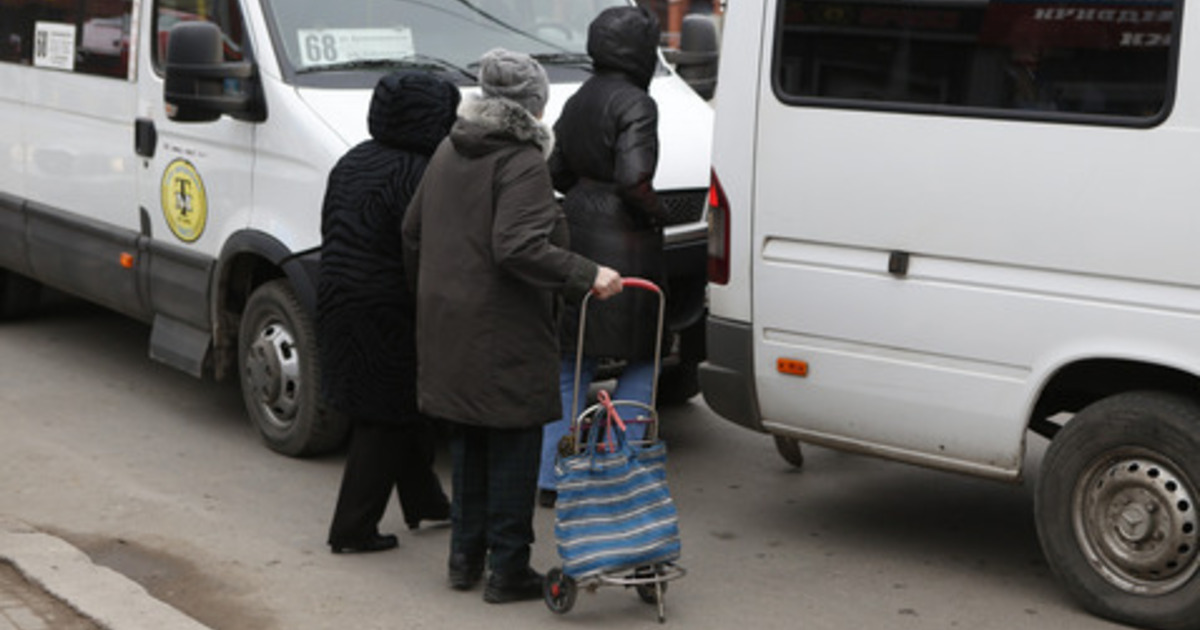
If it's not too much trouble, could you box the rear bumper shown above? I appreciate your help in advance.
[698,315,765,433]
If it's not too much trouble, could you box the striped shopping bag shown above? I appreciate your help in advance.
[554,408,681,579]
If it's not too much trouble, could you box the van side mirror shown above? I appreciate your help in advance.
[164,21,264,122]
[672,15,720,101]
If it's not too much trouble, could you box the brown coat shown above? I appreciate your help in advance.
[401,96,597,428]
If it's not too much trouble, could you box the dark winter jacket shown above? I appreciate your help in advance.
[401,96,598,429]
[317,72,460,423]
[550,5,666,361]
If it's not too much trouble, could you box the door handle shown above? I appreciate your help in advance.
[888,250,909,277]
[135,118,157,158]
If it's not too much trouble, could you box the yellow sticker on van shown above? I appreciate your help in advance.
[160,159,207,242]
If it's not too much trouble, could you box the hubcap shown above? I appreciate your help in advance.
[244,321,301,429]
[1074,451,1199,595]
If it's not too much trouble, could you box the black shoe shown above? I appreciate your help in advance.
[405,503,451,530]
[448,553,485,591]
[537,489,557,509]
[329,533,398,554]
[483,567,545,604]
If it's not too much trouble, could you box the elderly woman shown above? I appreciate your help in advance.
[401,49,622,603]
[320,71,460,555]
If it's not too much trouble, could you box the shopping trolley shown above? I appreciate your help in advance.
[543,277,686,623]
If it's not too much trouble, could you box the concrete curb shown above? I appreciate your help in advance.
[0,516,211,630]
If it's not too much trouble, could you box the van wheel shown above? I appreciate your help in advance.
[773,435,804,468]
[0,271,41,320]
[1035,391,1200,630]
[238,279,347,457]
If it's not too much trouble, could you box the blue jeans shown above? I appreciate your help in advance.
[538,358,656,491]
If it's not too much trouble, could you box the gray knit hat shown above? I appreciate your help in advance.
[477,48,549,116]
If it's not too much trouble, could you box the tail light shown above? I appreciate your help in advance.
[706,169,730,285]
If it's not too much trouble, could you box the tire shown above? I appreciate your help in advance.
[1035,390,1200,630]
[657,317,704,406]
[774,435,805,468]
[238,279,347,457]
[657,360,700,405]
[0,271,41,320]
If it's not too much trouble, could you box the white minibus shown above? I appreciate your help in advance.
[0,0,714,457]
[700,0,1198,627]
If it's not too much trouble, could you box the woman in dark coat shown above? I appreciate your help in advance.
[320,71,460,554]
[537,5,667,506]
[401,49,622,603]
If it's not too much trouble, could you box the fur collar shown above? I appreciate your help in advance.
[452,96,555,159]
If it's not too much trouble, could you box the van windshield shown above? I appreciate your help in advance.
[263,0,630,85]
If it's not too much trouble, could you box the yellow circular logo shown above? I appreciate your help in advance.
[160,159,208,242]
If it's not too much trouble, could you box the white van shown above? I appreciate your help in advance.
[0,0,713,457]
[700,0,1198,627]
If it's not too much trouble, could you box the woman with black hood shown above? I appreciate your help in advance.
[320,71,461,554]
[537,5,667,507]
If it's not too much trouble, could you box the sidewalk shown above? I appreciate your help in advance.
[0,517,210,630]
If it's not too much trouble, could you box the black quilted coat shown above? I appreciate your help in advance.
[317,72,460,423]
[550,5,666,362]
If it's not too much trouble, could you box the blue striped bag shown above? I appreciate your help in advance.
[554,409,682,579]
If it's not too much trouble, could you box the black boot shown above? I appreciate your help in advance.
[448,553,485,591]
[483,567,544,603]
[329,533,398,554]
[405,501,451,530]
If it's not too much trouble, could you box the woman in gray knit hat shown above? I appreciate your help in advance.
[402,48,622,603]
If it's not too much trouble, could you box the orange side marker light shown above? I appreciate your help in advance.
[777,358,808,377]
[119,252,135,269]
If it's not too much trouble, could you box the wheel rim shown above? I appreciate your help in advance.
[1073,449,1199,595]
[244,319,302,430]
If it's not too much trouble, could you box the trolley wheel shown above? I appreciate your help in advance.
[544,567,577,614]
[634,565,668,604]
[636,581,667,604]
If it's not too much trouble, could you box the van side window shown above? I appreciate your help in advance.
[773,0,1176,120]
[0,3,34,64]
[153,0,246,71]
[0,0,132,79]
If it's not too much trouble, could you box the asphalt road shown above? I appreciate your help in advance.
[0,292,1132,630]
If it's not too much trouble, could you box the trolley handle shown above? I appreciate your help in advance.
[572,276,667,445]
[619,277,662,294]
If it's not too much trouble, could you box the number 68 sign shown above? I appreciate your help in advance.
[295,28,414,67]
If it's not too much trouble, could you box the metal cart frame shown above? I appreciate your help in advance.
[543,278,686,623]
